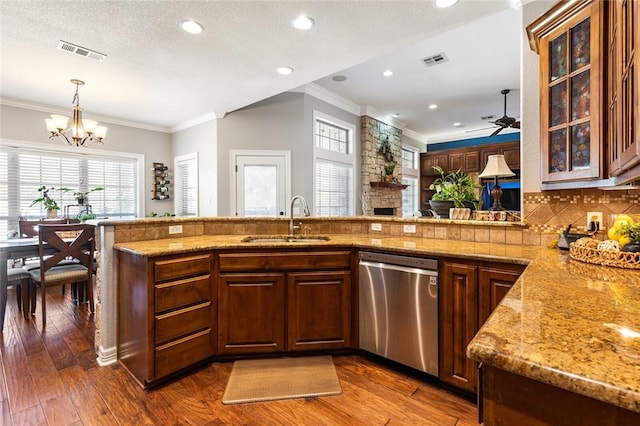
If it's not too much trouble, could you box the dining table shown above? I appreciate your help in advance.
[0,237,50,330]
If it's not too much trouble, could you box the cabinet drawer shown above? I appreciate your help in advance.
[155,276,211,313]
[155,302,211,344]
[155,329,212,378]
[154,253,212,283]
[219,251,351,272]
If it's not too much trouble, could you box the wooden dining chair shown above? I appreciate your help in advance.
[18,218,67,238]
[28,224,95,325]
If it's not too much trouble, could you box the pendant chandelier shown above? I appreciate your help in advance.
[45,79,107,146]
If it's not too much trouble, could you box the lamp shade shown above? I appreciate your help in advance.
[478,154,515,179]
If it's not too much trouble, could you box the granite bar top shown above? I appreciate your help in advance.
[113,234,640,413]
[468,249,640,414]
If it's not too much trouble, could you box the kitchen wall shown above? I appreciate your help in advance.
[216,91,361,216]
[0,104,172,216]
[172,119,218,216]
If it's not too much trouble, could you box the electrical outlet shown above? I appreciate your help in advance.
[586,212,603,231]
[403,224,416,234]
[169,224,183,234]
[371,223,382,231]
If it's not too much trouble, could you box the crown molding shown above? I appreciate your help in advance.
[0,97,171,133]
[170,112,219,133]
[296,83,361,116]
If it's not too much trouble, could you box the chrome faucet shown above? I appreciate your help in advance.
[289,195,310,235]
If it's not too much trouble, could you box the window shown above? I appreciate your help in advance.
[174,153,198,217]
[401,147,420,217]
[313,111,355,216]
[0,142,141,236]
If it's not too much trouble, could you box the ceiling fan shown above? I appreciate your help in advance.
[466,89,521,136]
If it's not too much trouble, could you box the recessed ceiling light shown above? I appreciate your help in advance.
[436,0,459,8]
[181,20,204,34]
[291,15,315,30]
[332,75,347,82]
[392,113,400,118]
[453,122,464,127]
[383,70,394,77]
[277,66,294,75]
[429,104,438,109]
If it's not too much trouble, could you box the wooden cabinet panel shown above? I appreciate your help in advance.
[155,302,212,344]
[218,272,285,354]
[464,151,481,172]
[287,271,352,351]
[154,253,212,282]
[440,259,525,395]
[449,153,464,171]
[440,261,478,393]
[117,250,215,387]
[155,329,212,378]
[478,265,525,325]
[155,276,211,313]
[219,251,351,272]
[502,145,520,170]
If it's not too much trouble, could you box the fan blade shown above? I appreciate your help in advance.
[490,126,503,137]
[465,126,497,133]
[511,121,521,129]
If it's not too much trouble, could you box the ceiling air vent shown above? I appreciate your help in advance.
[422,52,449,67]
[56,40,106,62]
[481,115,496,120]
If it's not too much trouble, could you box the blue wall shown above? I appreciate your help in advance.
[427,132,520,152]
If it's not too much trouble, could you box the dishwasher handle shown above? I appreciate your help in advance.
[359,260,438,277]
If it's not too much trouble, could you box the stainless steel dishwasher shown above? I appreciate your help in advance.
[359,251,438,376]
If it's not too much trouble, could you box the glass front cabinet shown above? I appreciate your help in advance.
[528,0,605,184]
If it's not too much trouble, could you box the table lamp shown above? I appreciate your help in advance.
[478,154,515,211]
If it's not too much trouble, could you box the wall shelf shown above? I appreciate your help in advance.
[370,181,408,190]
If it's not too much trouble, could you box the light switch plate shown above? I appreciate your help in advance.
[403,224,416,233]
[169,225,183,234]
[371,223,382,231]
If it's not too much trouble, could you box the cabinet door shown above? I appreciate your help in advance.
[439,261,478,393]
[608,0,640,179]
[287,271,352,351]
[538,2,604,183]
[218,273,285,354]
[478,266,524,326]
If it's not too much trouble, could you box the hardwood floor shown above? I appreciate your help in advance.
[0,288,478,425]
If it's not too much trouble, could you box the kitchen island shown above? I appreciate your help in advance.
[97,216,639,421]
[467,247,640,424]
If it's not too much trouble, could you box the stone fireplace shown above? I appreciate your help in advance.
[360,116,404,216]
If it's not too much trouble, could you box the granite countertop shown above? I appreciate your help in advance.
[467,249,640,414]
[113,234,640,413]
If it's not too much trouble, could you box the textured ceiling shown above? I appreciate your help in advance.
[0,0,518,139]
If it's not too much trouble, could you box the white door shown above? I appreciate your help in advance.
[231,151,290,217]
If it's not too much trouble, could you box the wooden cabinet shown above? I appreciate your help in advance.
[218,272,285,354]
[439,258,525,394]
[287,271,352,351]
[419,141,520,210]
[217,250,353,355]
[528,0,605,184]
[117,251,215,387]
[607,0,640,183]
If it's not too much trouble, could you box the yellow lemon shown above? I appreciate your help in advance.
[618,236,632,247]
[608,227,622,241]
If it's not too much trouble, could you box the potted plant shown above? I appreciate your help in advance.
[428,165,479,218]
[60,186,104,205]
[30,186,61,218]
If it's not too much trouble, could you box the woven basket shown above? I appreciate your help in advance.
[569,244,640,269]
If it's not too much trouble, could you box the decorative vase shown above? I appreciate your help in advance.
[384,174,393,182]
[429,200,455,218]
[47,209,58,219]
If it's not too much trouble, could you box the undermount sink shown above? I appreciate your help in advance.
[241,235,330,243]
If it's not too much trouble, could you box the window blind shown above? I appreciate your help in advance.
[315,159,353,216]
[175,155,198,216]
[0,145,138,235]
